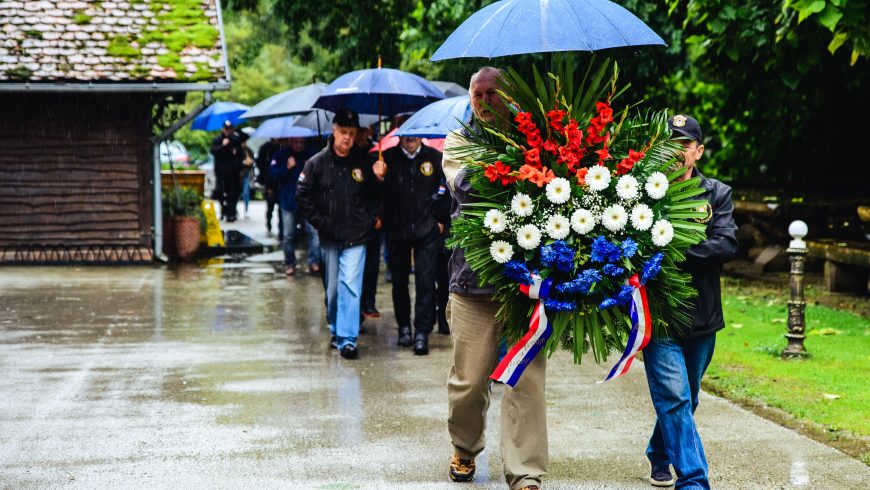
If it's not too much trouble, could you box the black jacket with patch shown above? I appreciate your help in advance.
[381,144,448,242]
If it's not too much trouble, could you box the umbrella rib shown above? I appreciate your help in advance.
[472,0,518,58]
[580,0,631,49]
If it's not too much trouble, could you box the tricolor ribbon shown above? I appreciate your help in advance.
[490,275,553,388]
[599,274,652,383]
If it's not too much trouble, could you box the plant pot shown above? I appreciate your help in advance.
[173,216,202,259]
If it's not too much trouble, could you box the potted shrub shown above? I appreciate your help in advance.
[162,186,206,259]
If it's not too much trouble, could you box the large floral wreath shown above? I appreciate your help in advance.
[447,58,709,384]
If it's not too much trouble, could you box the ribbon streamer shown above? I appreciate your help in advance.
[490,275,553,388]
[599,274,652,383]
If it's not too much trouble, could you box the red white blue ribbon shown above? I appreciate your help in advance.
[599,274,652,383]
[490,275,553,388]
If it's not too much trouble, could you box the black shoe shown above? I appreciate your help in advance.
[413,333,429,356]
[362,307,381,318]
[330,335,338,350]
[437,315,450,335]
[397,326,412,347]
[339,344,359,359]
[649,463,675,487]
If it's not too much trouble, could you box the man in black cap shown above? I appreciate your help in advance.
[297,109,382,360]
[210,120,248,221]
[373,135,448,355]
[642,114,738,489]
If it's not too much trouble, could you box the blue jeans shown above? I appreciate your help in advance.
[303,220,321,267]
[281,209,297,267]
[322,244,366,349]
[644,334,716,490]
[241,172,251,213]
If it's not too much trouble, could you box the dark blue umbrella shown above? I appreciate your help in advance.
[241,83,326,119]
[313,68,445,116]
[252,116,331,139]
[191,101,250,131]
[431,0,665,61]
[395,96,471,139]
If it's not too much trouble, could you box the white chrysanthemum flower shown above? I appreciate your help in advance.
[516,224,542,250]
[586,166,612,192]
[651,219,675,247]
[489,240,514,264]
[616,175,639,200]
[545,177,571,204]
[511,193,534,217]
[630,203,654,231]
[571,208,596,235]
[545,214,570,240]
[483,209,507,233]
[602,204,628,232]
[645,172,669,200]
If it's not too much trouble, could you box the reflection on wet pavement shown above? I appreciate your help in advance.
[0,262,867,489]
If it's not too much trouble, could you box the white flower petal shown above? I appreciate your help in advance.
[602,204,628,232]
[651,219,674,247]
[546,214,570,239]
[489,240,514,263]
[645,172,669,200]
[545,177,571,204]
[570,208,596,235]
[516,224,542,250]
[630,203,654,231]
[484,209,507,233]
[511,193,534,217]
[586,166,612,192]
[616,175,639,200]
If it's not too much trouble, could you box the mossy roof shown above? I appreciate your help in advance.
[0,0,227,84]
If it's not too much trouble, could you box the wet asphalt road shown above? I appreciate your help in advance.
[0,259,868,489]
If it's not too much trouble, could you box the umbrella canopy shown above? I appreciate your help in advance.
[371,128,445,153]
[395,96,471,139]
[431,80,468,97]
[191,101,249,131]
[430,0,665,61]
[241,83,327,119]
[252,115,332,139]
[314,68,446,116]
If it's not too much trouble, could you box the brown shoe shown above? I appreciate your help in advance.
[449,454,475,482]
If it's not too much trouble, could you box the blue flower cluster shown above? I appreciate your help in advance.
[602,263,625,277]
[544,298,576,312]
[641,252,665,285]
[599,284,636,310]
[621,238,638,259]
[540,240,576,273]
[556,268,602,295]
[590,236,622,263]
[503,260,533,285]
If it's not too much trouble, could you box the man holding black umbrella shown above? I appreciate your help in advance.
[210,120,248,222]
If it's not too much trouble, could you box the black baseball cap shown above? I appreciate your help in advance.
[332,108,360,128]
[223,119,234,128]
[668,114,702,143]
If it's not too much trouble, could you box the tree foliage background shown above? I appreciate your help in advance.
[179,0,867,197]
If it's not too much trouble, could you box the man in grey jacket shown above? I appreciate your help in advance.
[442,67,547,490]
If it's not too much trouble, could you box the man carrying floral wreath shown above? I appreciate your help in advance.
[442,66,548,490]
[644,115,738,488]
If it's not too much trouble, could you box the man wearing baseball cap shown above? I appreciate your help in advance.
[297,109,383,360]
[642,114,738,489]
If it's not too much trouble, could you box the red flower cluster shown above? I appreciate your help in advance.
[555,119,586,172]
[484,160,517,186]
[547,109,566,132]
[575,166,589,185]
[586,101,613,147]
[524,147,541,167]
[518,164,555,187]
[515,112,543,149]
[616,149,645,175]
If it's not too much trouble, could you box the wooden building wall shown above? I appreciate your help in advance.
[0,92,155,264]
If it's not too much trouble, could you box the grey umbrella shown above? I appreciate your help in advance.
[431,80,468,97]
[241,82,327,119]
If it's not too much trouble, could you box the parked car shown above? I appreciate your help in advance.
[159,140,190,167]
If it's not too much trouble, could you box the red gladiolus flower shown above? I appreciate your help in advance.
[595,101,613,124]
[575,167,589,185]
[524,147,542,168]
[595,147,611,161]
[629,149,645,161]
[543,139,559,155]
[484,160,513,185]
[547,110,566,132]
[526,129,543,149]
[616,158,634,175]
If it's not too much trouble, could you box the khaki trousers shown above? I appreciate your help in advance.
[447,292,548,490]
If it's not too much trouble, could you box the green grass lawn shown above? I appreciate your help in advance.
[707,278,869,444]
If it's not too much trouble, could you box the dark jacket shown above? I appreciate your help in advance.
[680,171,739,338]
[269,147,306,212]
[296,139,381,247]
[443,130,496,296]
[381,144,448,242]
[256,140,280,187]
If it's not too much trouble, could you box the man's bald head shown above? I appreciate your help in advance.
[469,67,506,124]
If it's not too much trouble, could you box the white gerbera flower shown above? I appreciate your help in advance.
[489,240,514,264]
[545,214,570,240]
[630,203,654,231]
[586,166,612,192]
[545,177,571,204]
[571,208,596,235]
[602,204,628,232]
[483,209,507,233]
[651,219,674,247]
[516,224,542,250]
[511,193,534,217]
[645,172,669,200]
[615,175,639,200]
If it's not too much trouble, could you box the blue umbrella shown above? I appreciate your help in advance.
[241,83,327,119]
[191,101,250,131]
[431,0,665,61]
[395,96,471,139]
[252,116,330,139]
[313,68,445,116]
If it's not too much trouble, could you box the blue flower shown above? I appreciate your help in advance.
[641,252,665,285]
[616,284,635,305]
[503,260,533,285]
[598,298,618,310]
[602,263,626,277]
[544,298,576,312]
[621,238,638,259]
[591,236,622,263]
[556,268,601,295]
[540,240,576,273]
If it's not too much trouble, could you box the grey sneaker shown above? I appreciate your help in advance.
[650,464,675,487]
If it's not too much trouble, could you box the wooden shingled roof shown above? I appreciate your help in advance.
[0,0,227,85]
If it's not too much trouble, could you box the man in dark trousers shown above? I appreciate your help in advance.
[643,114,738,489]
[297,109,382,360]
[210,120,248,221]
[256,137,282,237]
[374,136,448,355]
